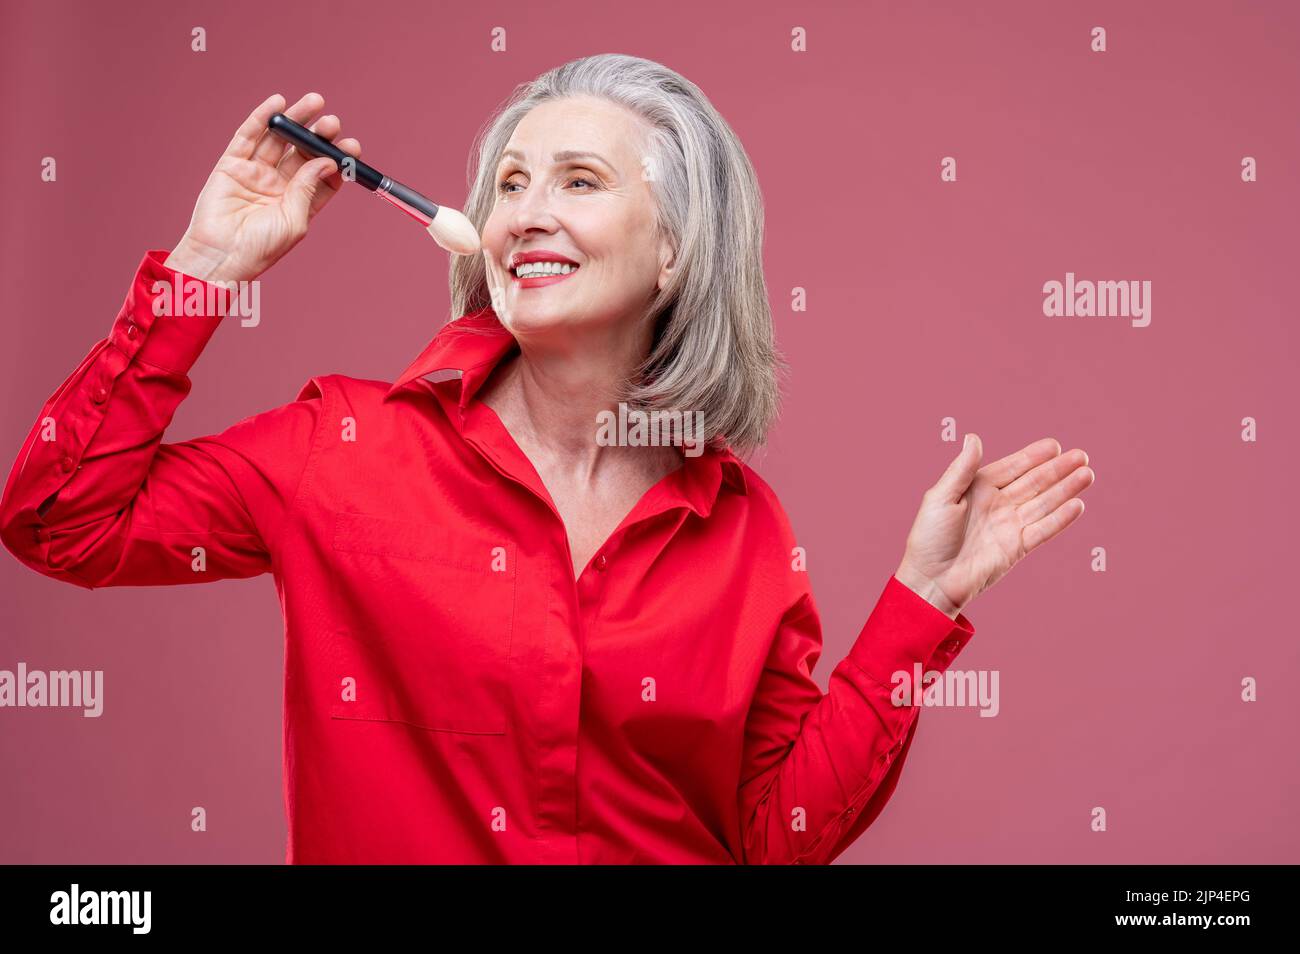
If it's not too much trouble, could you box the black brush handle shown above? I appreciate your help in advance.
[267,112,383,191]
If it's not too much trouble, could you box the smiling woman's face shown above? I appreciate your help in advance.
[482,95,673,340]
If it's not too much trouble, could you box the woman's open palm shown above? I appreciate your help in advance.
[168,92,362,283]
[897,435,1095,616]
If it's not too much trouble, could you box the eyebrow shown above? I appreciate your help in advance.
[498,148,614,171]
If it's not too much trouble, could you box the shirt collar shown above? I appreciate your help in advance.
[385,306,519,412]
[383,306,748,507]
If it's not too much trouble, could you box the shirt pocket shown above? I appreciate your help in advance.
[325,510,516,736]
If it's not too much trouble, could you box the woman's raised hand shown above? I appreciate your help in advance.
[894,436,1095,618]
[164,93,362,284]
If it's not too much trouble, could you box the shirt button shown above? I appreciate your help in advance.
[59,456,75,472]
[942,638,961,653]
[595,553,608,571]
[91,386,108,404]
[125,322,138,340]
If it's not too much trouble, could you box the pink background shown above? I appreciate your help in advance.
[2,0,1297,863]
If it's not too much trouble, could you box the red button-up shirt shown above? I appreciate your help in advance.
[1,249,976,864]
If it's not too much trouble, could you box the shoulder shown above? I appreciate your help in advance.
[734,459,788,516]
[292,373,386,402]
[713,459,815,611]
[725,458,801,552]
[291,373,453,413]
[279,374,461,450]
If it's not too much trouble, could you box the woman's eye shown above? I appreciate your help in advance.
[496,175,596,195]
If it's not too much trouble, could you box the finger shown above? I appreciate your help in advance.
[931,433,983,504]
[308,137,360,218]
[222,93,287,160]
[1023,498,1085,554]
[282,156,339,231]
[279,113,341,180]
[251,91,326,166]
[1004,448,1089,506]
[978,437,1062,489]
[1017,464,1094,525]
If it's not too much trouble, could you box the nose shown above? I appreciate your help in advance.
[505,180,561,239]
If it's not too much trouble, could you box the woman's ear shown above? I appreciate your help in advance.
[656,239,676,293]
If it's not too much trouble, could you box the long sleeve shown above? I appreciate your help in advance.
[0,250,324,588]
[737,574,976,864]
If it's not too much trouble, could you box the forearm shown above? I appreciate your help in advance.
[0,250,229,584]
[737,577,975,864]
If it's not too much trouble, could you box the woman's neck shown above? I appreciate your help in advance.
[479,319,672,485]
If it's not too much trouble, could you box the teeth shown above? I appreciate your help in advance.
[514,261,576,277]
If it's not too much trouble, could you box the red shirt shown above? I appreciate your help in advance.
[0,249,976,864]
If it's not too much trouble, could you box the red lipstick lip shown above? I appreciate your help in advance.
[509,249,580,272]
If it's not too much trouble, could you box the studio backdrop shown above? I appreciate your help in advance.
[0,0,1296,863]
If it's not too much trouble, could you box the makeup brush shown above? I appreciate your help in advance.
[266,112,480,255]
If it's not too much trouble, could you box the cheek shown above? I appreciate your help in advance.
[481,214,506,250]
[576,212,653,270]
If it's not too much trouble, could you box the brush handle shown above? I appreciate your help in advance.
[267,113,383,190]
[267,112,442,225]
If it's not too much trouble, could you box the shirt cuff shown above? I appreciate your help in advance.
[847,574,976,687]
[119,249,234,375]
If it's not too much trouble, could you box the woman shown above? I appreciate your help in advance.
[0,54,1093,864]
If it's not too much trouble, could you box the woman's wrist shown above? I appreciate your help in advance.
[164,237,248,285]
[893,562,962,620]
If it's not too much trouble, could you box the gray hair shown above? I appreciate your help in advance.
[448,53,782,455]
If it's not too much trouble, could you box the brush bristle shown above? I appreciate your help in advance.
[426,207,481,255]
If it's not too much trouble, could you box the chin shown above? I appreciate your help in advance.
[499,301,587,336]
